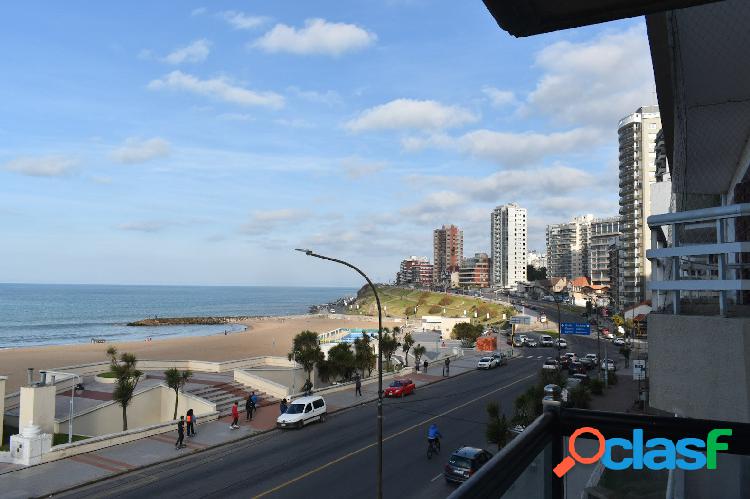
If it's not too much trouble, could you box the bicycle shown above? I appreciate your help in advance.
[427,438,441,460]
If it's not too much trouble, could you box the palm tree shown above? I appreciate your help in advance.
[106,346,143,431]
[289,330,324,383]
[486,402,511,450]
[401,333,415,366]
[413,344,426,370]
[164,367,193,420]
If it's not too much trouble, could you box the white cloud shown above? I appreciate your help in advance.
[524,24,655,127]
[148,70,284,109]
[274,118,313,128]
[403,127,601,166]
[191,7,207,17]
[253,18,377,56]
[221,11,268,30]
[346,99,478,132]
[400,191,468,223]
[341,157,387,179]
[110,137,171,164]
[2,156,76,177]
[482,87,516,107]
[288,86,342,106]
[241,208,308,235]
[163,39,211,65]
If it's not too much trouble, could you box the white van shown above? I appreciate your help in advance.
[277,395,327,429]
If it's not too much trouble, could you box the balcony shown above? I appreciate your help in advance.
[450,401,750,499]
[647,203,750,317]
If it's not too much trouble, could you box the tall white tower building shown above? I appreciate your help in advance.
[490,203,527,288]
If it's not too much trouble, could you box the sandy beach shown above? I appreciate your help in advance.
[0,315,399,394]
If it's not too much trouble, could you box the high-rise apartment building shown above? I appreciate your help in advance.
[458,253,491,288]
[490,203,527,288]
[433,225,463,285]
[546,215,621,285]
[396,256,433,287]
[617,105,662,307]
[546,215,593,280]
[527,250,547,270]
[589,217,622,286]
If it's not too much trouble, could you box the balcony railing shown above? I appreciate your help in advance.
[449,403,750,499]
[647,203,750,316]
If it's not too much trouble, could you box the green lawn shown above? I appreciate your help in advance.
[347,286,515,325]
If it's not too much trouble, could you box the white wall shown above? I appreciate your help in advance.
[18,385,56,434]
[0,376,6,443]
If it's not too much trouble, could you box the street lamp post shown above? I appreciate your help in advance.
[295,249,384,499]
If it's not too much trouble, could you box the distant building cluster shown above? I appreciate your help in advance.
[394,204,529,291]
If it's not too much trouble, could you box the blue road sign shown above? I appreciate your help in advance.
[560,322,591,335]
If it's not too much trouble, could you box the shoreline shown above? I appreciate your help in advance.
[0,314,397,393]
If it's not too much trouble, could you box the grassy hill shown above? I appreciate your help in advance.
[346,286,516,325]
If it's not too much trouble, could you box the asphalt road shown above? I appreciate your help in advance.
[57,355,545,499]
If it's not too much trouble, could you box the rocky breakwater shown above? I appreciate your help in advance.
[127,316,255,326]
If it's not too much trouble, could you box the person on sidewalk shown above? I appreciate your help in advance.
[423,359,428,373]
[444,357,450,376]
[355,375,362,397]
[250,395,255,421]
[176,416,185,449]
[280,398,288,414]
[230,401,240,429]
[186,409,196,437]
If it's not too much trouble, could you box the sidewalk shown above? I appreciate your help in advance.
[0,351,487,499]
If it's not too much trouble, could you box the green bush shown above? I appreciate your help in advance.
[97,371,117,378]
[569,385,591,409]
[438,296,453,306]
[590,379,604,395]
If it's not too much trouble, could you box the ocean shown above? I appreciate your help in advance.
[0,284,356,348]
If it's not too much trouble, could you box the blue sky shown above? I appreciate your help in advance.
[0,1,656,286]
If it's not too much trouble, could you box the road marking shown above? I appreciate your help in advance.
[431,472,443,482]
[252,373,537,498]
[526,355,534,359]
[537,356,543,359]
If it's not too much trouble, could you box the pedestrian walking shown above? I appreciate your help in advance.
[176,416,185,449]
[230,401,239,429]
[355,376,362,397]
[186,409,196,436]
[251,391,259,413]
[250,395,254,421]
[280,398,288,414]
[423,359,428,373]
[444,357,450,376]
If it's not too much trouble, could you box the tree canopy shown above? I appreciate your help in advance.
[289,330,324,382]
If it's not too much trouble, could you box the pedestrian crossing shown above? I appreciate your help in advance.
[524,355,544,359]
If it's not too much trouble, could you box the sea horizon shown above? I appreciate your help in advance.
[0,283,357,349]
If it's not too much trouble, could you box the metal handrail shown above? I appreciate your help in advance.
[648,203,750,227]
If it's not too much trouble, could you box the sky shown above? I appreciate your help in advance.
[0,1,657,287]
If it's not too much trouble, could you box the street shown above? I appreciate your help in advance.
[58,354,544,499]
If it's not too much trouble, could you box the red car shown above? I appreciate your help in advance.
[384,379,415,397]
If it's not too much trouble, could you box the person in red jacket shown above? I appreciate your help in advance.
[230,401,240,429]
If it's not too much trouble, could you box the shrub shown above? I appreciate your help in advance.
[438,296,453,306]
[452,322,484,343]
[570,385,591,409]
[428,305,443,314]
[590,379,604,395]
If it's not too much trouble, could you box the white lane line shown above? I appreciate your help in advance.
[430,473,443,482]
[526,355,534,358]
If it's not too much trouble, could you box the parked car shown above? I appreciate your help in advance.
[477,356,499,370]
[277,395,327,429]
[542,358,560,371]
[556,338,568,349]
[601,359,616,371]
[384,379,415,397]
[613,338,626,346]
[540,335,554,347]
[444,447,494,484]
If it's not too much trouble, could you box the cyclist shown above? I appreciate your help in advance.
[427,423,442,452]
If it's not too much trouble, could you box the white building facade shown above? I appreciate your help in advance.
[490,203,527,288]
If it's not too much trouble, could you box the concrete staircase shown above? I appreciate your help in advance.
[187,382,280,416]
